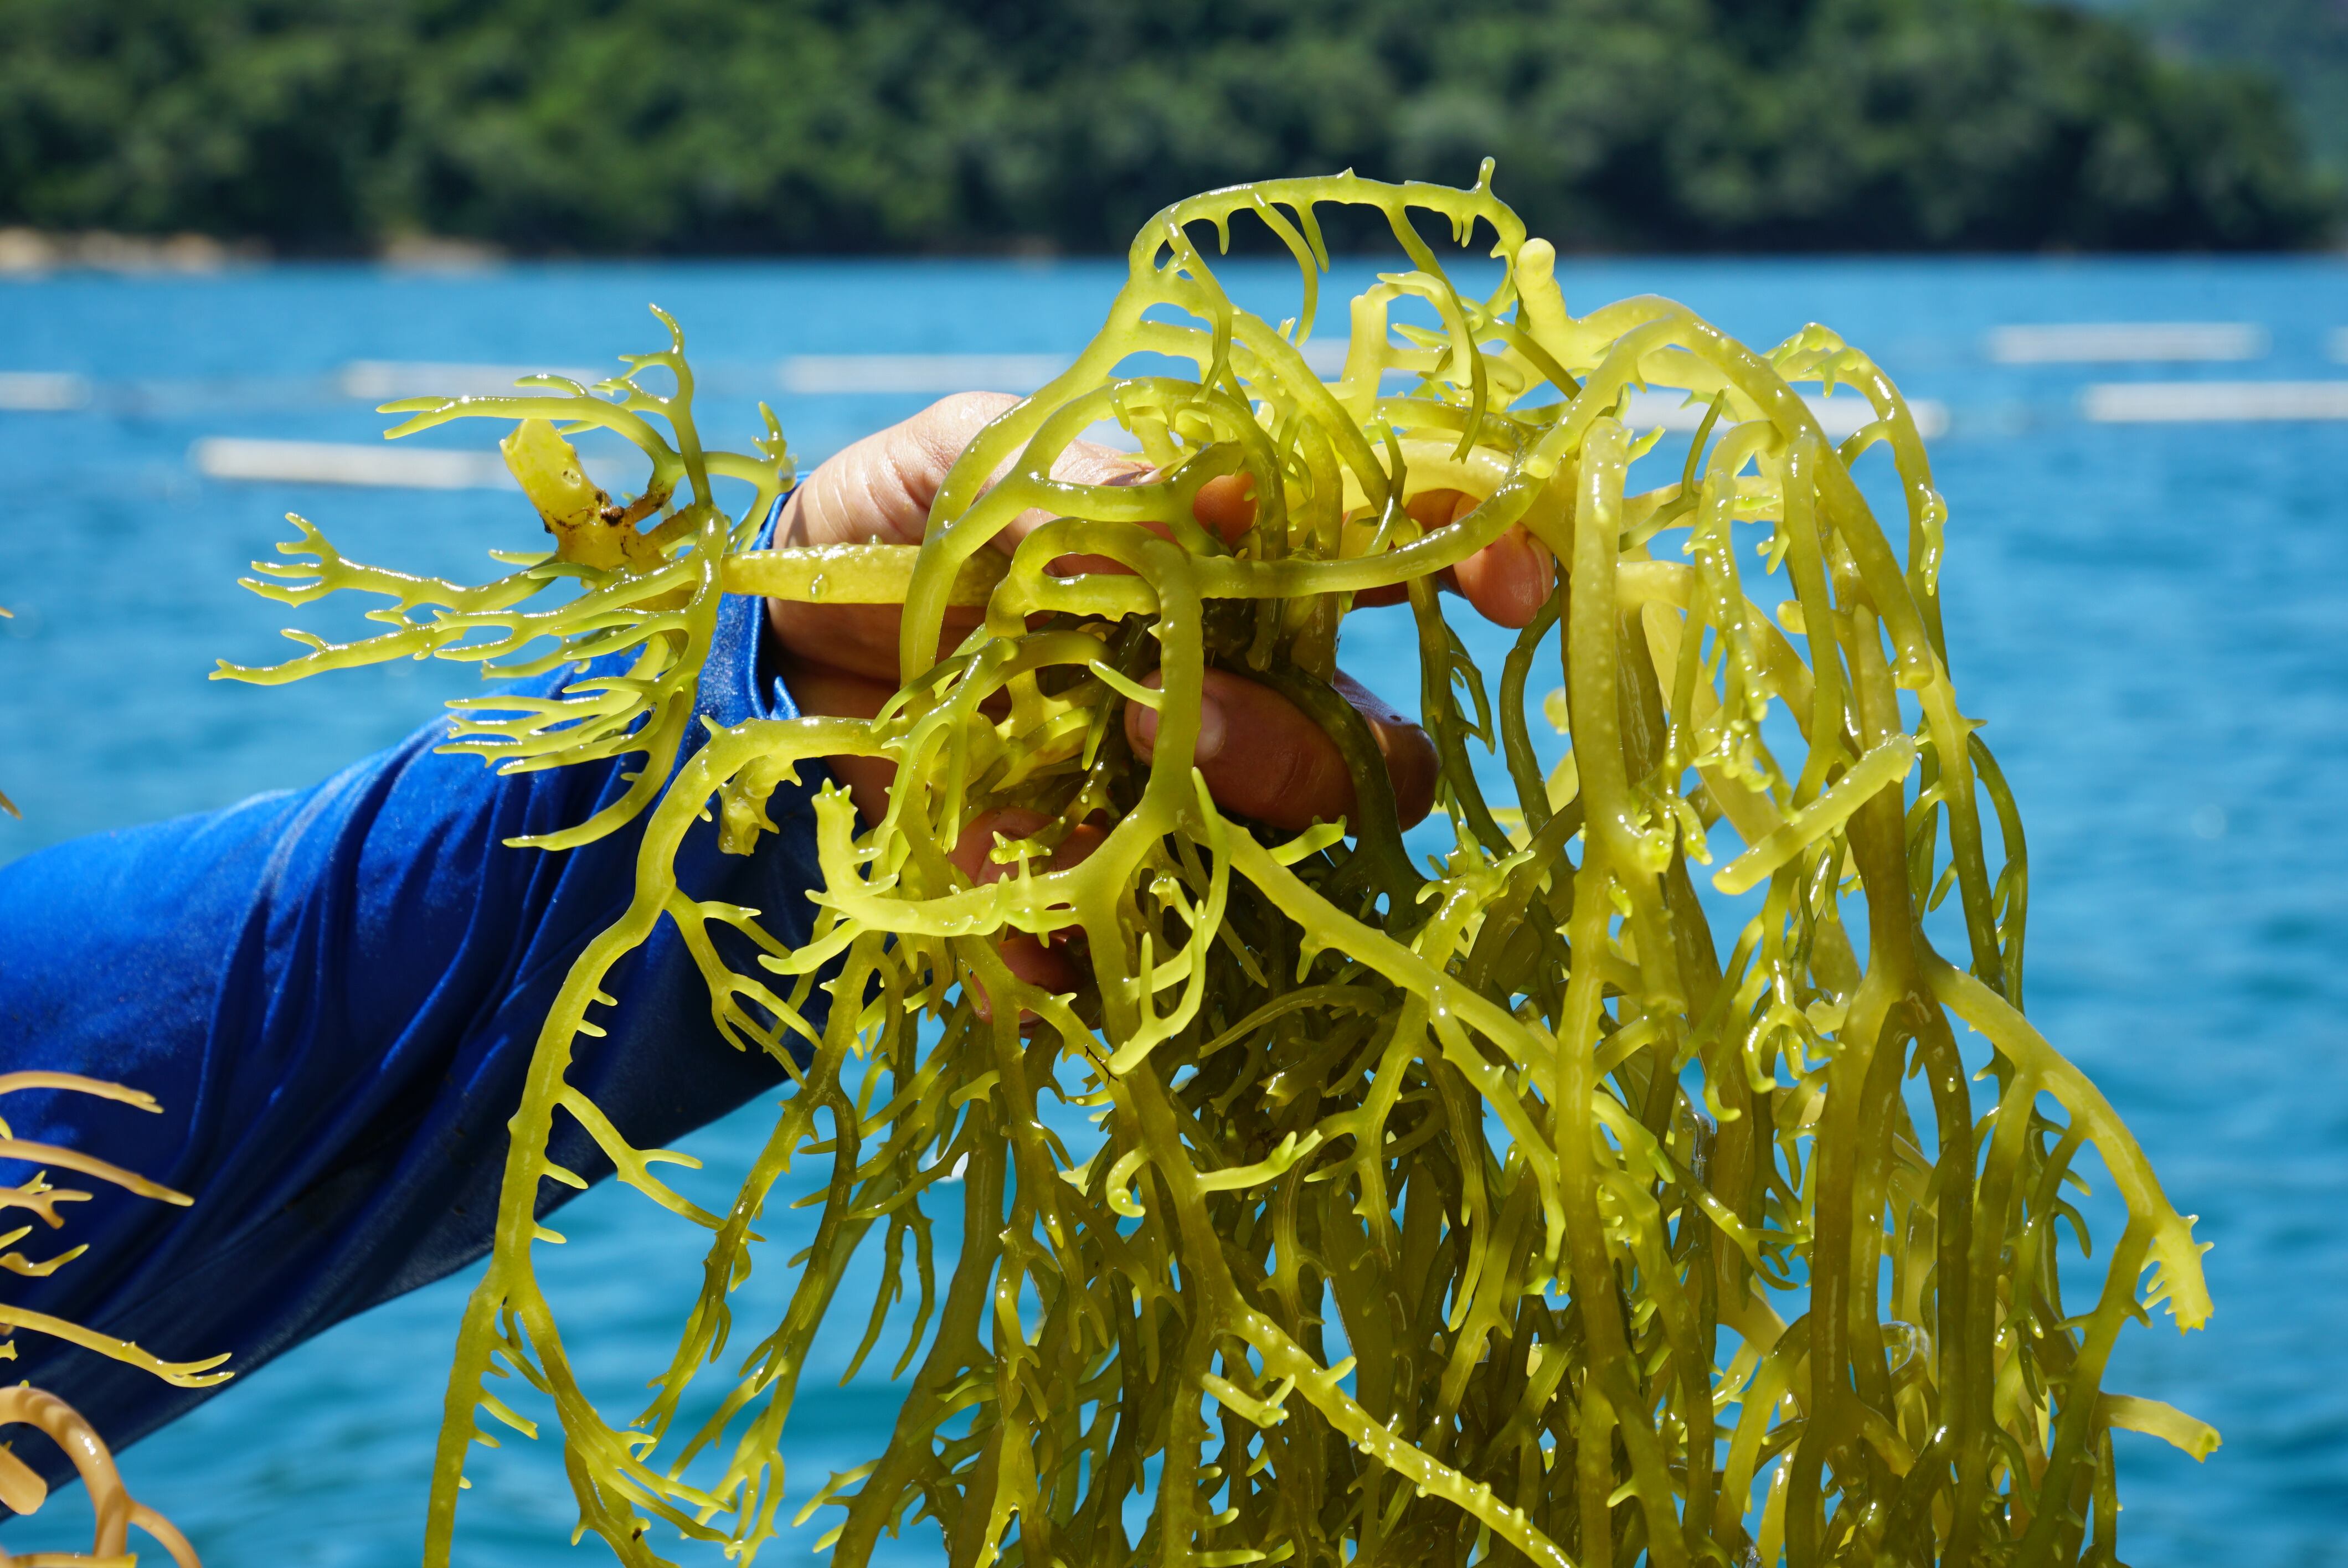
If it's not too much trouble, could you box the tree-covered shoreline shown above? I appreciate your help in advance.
[0,0,2335,255]
[2121,0,2348,176]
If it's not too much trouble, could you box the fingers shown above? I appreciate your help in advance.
[779,391,1021,550]
[807,652,1444,838]
[1181,481,1556,628]
[1191,472,1258,546]
[1125,667,1439,832]
[1040,476,1252,584]
[784,400,1550,625]
[1353,489,1556,628]
[778,661,900,822]
[765,393,1019,683]
[774,399,1534,847]
[949,808,1106,1023]
[770,394,1154,683]
[1450,519,1556,628]
[782,389,1165,555]
[772,395,1552,702]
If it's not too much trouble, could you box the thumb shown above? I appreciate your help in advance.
[784,391,1153,554]
[781,391,1022,549]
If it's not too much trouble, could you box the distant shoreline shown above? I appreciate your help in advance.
[8,227,2346,277]
[0,230,498,276]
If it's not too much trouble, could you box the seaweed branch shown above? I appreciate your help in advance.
[229,171,2210,1568]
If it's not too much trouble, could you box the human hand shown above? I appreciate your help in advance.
[763,391,1553,1008]
[764,391,1553,830]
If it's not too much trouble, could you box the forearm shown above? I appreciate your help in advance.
[0,559,826,1473]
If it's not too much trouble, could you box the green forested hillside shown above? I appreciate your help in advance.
[2127,0,2348,171]
[0,0,2332,253]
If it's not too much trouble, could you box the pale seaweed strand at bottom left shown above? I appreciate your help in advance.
[0,1073,224,1565]
[0,1071,230,1386]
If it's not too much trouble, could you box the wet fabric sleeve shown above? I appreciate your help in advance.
[0,545,828,1483]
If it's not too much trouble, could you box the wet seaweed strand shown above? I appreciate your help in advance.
[0,1384,205,1567]
[0,1073,221,1565]
[0,1071,228,1389]
[220,168,2213,1567]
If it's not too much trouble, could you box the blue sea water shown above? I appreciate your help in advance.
[3,252,2346,1565]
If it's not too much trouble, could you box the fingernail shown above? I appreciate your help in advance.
[1195,693,1227,761]
[1524,530,1557,608]
[1132,691,1225,761]
[1496,529,1552,627]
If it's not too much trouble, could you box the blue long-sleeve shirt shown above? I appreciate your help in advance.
[0,535,827,1489]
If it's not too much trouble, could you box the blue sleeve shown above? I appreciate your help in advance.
[0,537,830,1480]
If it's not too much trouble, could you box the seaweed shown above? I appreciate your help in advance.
[0,1073,223,1566]
[0,1384,204,1567]
[217,169,2212,1566]
[0,1072,229,1389]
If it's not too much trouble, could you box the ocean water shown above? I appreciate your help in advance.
[2,252,2345,1565]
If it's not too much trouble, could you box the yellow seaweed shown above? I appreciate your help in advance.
[0,1384,204,1567]
[220,169,2208,1567]
[0,1072,230,1390]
